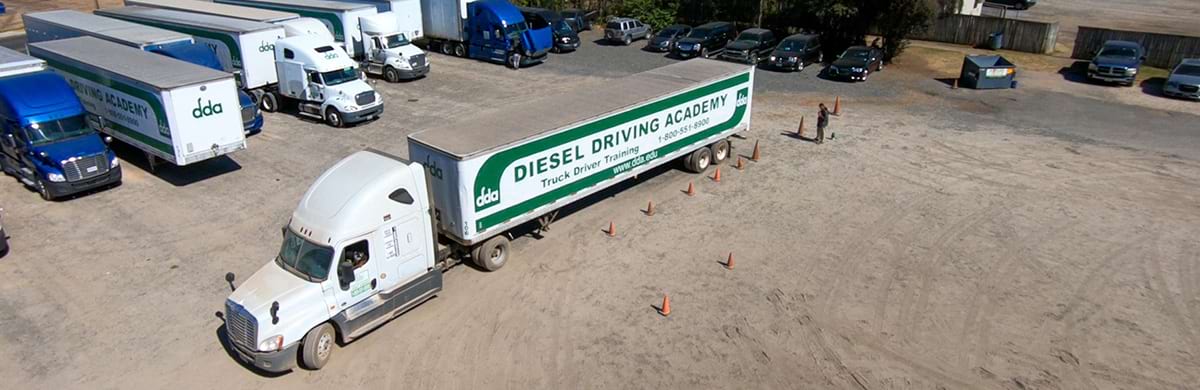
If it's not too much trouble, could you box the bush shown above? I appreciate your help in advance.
[615,0,679,30]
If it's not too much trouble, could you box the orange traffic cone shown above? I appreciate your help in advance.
[735,156,745,171]
[833,96,842,116]
[713,167,722,183]
[726,253,735,269]
[660,294,671,317]
[797,116,805,137]
[751,141,761,162]
[607,221,616,237]
[686,181,696,197]
[645,200,655,216]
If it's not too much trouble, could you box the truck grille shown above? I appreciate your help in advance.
[225,301,258,351]
[355,91,376,106]
[409,54,426,68]
[63,153,109,182]
[241,105,258,124]
[1098,66,1128,76]
[1181,85,1199,93]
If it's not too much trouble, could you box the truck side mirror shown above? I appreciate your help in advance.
[338,262,356,289]
[225,272,236,291]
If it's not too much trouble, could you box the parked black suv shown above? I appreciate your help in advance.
[720,28,777,64]
[766,33,822,71]
[646,24,691,52]
[519,7,580,52]
[561,9,591,32]
[671,22,735,59]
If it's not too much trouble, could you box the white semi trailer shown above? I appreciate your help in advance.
[29,37,246,167]
[223,60,753,372]
[123,0,335,42]
[216,0,430,81]
[95,6,285,95]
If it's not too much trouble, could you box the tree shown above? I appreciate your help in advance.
[615,0,679,30]
[872,0,935,60]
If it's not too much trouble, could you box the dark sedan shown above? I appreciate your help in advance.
[765,34,822,71]
[645,24,691,52]
[827,46,883,81]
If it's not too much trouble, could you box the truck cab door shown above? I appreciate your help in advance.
[374,188,431,292]
[305,71,324,101]
[328,238,381,316]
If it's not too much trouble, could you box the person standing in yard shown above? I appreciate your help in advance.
[816,103,830,144]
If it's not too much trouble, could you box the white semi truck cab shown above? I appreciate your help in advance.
[360,12,429,81]
[260,37,384,127]
[225,150,440,372]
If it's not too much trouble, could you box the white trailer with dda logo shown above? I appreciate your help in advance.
[222,60,752,372]
[29,37,246,167]
[123,0,336,42]
[95,6,285,96]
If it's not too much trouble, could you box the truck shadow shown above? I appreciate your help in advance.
[1139,77,1167,98]
[1057,61,1092,84]
[109,141,242,186]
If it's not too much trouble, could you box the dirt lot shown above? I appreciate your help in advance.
[985,0,1200,53]
[2,24,1200,390]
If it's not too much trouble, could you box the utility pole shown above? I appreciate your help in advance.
[757,0,765,26]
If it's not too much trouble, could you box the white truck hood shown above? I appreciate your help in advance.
[227,260,330,348]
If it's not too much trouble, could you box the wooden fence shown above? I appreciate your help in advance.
[912,14,1058,54]
[1072,26,1200,69]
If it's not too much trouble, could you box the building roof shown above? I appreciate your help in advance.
[29,36,232,90]
[409,59,750,159]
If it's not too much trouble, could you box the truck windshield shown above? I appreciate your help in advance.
[1099,47,1138,58]
[275,229,333,282]
[687,29,711,39]
[504,21,529,38]
[736,32,763,42]
[1176,65,1200,76]
[24,115,91,146]
[778,39,805,52]
[382,34,410,49]
[320,67,359,86]
[524,14,549,29]
[554,20,573,35]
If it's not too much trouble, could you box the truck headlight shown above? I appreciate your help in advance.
[396,60,412,70]
[769,55,776,61]
[1127,68,1137,75]
[788,57,798,63]
[852,67,864,72]
[258,335,284,352]
[110,156,120,169]
[1088,63,1098,71]
[47,172,66,182]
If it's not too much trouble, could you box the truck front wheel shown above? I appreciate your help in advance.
[384,67,401,83]
[508,53,522,70]
[325,108,344,128]
[259,92,279,113]
[472,235,510,271]
[300,323,335,370]
[36,178,54,201]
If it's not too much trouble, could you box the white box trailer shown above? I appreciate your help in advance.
[0,46,46,78]
[336,0,423,39]
[124,0,335,42]
[95,6,285,92]
[23,10,193,51]
[408,59,754,245]
[29,37,246,166]
[215,0,378,59]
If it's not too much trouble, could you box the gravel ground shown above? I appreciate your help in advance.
[1,27,1200,390]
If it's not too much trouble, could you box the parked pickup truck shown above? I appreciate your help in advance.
[1087,40,1145,87]
[0,45,121,200]
[222,59,754,372]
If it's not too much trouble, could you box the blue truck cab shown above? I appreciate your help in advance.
[0,48,121,200]
[423,0,551,68]
[152,44,263,134]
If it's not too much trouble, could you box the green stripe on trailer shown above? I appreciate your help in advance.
[42,58,175,156]
[473,73,750,231]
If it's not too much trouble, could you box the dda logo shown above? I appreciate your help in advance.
[424,156,444,179]
[258,42,276,53]
[736,91,749,107]
[475,187,499,208]
[192,98,224,119]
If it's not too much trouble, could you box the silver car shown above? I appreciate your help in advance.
[1164,58,1200,100]
[605,17,651,46]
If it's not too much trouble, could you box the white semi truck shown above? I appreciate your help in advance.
[124,0,336,42]
[335,0,424,40]
[29,36,246,167]
[216,0,430,81]
[223,60,753,372]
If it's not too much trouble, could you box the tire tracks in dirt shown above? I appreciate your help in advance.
[1141,239,1200,383]
[1057,238,1144,389]
[957,220,1072,370]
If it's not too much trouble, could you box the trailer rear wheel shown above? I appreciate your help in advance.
[300,323,335,370]
[684,147,712,173]
[440,42,452,55]
[472,235,510,271]
[259,92,279,113]
[710,139,731,164]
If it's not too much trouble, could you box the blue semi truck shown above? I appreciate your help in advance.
[420,0,551,68]
[0,46,121,200]
[23,10,263,134]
